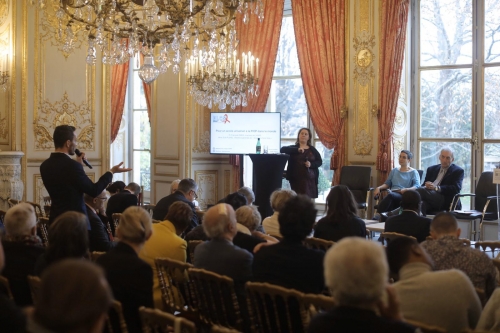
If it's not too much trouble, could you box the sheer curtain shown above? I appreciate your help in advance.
[292,0,346,185]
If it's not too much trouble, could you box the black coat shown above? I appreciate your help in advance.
[152,191,199,233]
[86,206,116,252]
[385,211,431,243]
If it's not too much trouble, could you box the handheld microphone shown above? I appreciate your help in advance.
[75,149,93,169]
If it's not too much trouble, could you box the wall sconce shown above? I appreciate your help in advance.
[0,52,9,92]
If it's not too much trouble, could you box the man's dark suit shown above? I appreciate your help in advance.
[384,211,431,243]
[105,191,138,221]
[417,163,464,213]
[40,153,113,225]
[97,242,154,333]
[152,191,199,232]
[86,206,116,252]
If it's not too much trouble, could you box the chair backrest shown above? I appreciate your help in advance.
[417,169,424,180]
[379,232,416,246]
[27,275,41,305]
[90,251,106,262]
[107,300,129,333]
[7,198,20,208]
[301,293,335,318]
[0,276,14,300]
[188,268,243,331]
[187,240,203,263]
[475,241,500,256]
[245,281,310,333]
[339,166,371,209]
[303,237,335,252]
[405,319,446,333]
[211,326,241,333]
[474,172,498,214]
[38,217,50,247]
[155,257,196,314]
[27,201,45,219]
[143,204,156,217]
[112,213,122,233]
[139,306,196,333]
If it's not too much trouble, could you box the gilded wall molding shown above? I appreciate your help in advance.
[194,170,218,210]
[224,170,230,198]
[0,0,8,26]
[0,24,9,145]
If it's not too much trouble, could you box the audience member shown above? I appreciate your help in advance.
[262,189,296,237]
[27,259,113,333]
[35,211,89,275]
[416,147,464,214]
[153,178,199,234]
[314,185,366,242]
[97,206,154,333]
[308,237,416,333]
[106,181,126,196]
[422,212,496,299]
[140,201,192,309]
[237,186,255,205]
[477,288,500,331]
[85,191,116,252]
[384,190,431,242]
[236,205,278,244]
[386,237,481,332]
[2,203,44,306]
[170,179,181,194]
[194,203,253,299]
[0,239,26,333]
[253,195,324,294]
[106,182,141,234]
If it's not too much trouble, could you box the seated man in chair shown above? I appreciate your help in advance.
[416,147,464,215]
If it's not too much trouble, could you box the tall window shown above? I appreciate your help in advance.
[415,0,500,208]
[267,14,333,202]
[110,57,151,202]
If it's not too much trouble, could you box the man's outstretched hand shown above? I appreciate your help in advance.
[111,162,132,174]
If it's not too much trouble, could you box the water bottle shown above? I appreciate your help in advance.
[256,138,261,154]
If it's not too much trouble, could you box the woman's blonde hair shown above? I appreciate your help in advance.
[117,206,152,244]
[236,205,261,231]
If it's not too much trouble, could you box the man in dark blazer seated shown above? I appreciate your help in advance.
[40,125,131,225]
[106,182,140,234]
[416,147,464,215]
[85,191,116,252]
[385,190,431,243]
[152,178,199,233]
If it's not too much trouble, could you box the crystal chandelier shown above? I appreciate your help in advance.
[31,1,264,87]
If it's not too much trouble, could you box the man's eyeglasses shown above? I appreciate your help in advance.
[191,190,198,200]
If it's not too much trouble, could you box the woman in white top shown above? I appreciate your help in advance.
[373,150,420,216]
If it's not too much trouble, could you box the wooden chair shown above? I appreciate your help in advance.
[405,319,446,333]
[143,204,156,217]
[90,251,106,262]
[155,258,196,315]
[303,237,335,252]
[38,217,50,247]
[301,293,335,318]
[187,240,203,263]
[7,198,20,208]
[188,268,243,332]
[27,201,45,219]
[107,300,129,333]
[112,213,122,234]
[475,241,500,257]
[211,326,241,333]
[379,232,416,246]
[42,196,51,218]
[27,275,41,305]
[139,306,196,333]
[246,282,311,333]
[0,276,14,300]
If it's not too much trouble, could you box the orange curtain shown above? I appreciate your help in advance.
[292,0,346,185]
[229,0,284,191]
[377,0,410,182]
[110,40,129,143]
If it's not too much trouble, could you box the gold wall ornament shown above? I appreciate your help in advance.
[193,130,210,153]
[0,0,8,26]
[35,92,95,150]
[352,30,375,86]
[38,0,85,58]
[340,105,348,119]
[194,170,218,210]
[394,107,407,130]
[353,129,373,155]
[371,104,379,117]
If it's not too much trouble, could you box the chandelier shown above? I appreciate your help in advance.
[30,0,264,109]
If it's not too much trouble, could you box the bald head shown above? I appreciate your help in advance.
[430,212,460,239]
[202,203,237,240]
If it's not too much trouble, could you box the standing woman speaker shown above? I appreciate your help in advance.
[280,128,323,198]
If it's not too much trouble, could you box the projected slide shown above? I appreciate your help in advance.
[210,112,281,155]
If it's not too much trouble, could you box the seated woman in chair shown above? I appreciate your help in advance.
[373,150,420,219]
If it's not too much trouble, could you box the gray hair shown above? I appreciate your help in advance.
[203,204,236,239]
[178,178,198,194]
[270,189,297,211]
[324,237,388,307]
[440,147,454,159]
[126,182,141,196]
[170,179,181,194]
[4,203,37,237]
[235,205,261,231]
[237,186,255,204]
[117,206,152,244]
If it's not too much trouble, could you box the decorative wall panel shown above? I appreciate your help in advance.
[194,170,217,210]
[0,152,23,211]
[34,172,94,206]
